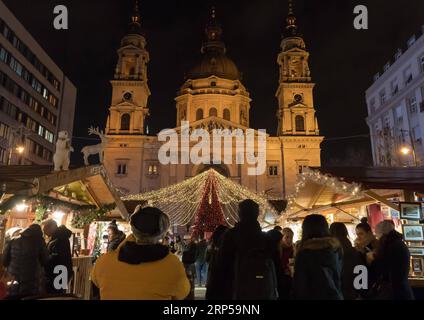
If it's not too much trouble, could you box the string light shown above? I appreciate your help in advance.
[123,169,279,226]
[286,167,363,216]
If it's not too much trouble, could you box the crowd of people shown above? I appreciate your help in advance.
[0,220,73,299]
[0,198,416,300]
[90,199,415,300]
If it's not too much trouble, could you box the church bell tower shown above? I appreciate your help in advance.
[106,1,150,135]
[276,0,319,136]
[276,0,324,196]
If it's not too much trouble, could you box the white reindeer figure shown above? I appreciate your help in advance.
[81,127,109,166]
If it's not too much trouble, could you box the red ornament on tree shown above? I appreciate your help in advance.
[192,171,226,239]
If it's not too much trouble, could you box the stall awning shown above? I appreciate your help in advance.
[0,165,128,219]
[284,166,422,221]
[314,167,424,192]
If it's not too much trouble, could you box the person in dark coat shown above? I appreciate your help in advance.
[205,225,228,300]
[2,224,48,298]
[280,227,295,299]
[266,229,285,299]
[330,222,364,300]
[106,220,126,252]
[293,214,343,300]
[41,220,73,294]
[210,199,277,300]
[194,234,208,287]
[181,236,197,300]
[368,220,414,300]
[355,218,379,254]
[354,218,379,298]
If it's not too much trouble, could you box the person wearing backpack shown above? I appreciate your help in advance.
[210,199,279,300]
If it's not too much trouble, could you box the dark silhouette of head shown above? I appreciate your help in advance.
[266,229,283,244]
[356,217,372,233]
[238,199,259,222]
[329,222,349,239]
[273,225,283,232]
[301,214,330,241]
[211,225,228,246]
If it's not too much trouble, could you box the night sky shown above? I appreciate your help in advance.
[3,0,424,166]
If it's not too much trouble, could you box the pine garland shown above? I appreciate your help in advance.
[70,204,116,229]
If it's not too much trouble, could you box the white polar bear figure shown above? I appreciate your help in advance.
[53,131,74,171]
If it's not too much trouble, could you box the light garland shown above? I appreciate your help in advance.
[122,169,279,226]
[286,167,362,214]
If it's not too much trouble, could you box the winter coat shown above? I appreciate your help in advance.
[370,230,414,300]
[45,225,73,292]
[208,220,274,300]
[107,232,126,252]
[293,237,343,300]
[182,242,197,265]
[338,238,364,300]
[2,225,48,297]
[91,234,190,300]
[195,240,208,264]
[205,243,222,300]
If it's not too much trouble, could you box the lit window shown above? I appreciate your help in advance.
[45,130,54,143]
[148,165,158,175]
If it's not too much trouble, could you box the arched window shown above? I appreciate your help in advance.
[121,113,131,130]
[129,67,135,76]
[196,108,204,121]
[295,115,305,132]
[223,108,231,121]
[209,108,218,117]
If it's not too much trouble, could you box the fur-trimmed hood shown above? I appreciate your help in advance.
[297,237,342,253]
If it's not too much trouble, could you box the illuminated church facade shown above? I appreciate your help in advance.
[103,3,323,198]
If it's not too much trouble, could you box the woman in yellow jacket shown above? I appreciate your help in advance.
[91,206,190,300]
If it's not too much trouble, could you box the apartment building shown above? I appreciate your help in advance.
[0,1,76,165]
[366,26,424,167]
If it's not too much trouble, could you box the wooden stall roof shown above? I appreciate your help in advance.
[284,166,421,221]
[313,167,424,192]
[0,165,128,219]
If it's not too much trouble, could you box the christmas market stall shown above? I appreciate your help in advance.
[281,166,424,287]
[123,169,281,239]
[0,164,128,299]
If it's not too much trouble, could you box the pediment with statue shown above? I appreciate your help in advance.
[173,116,269,137]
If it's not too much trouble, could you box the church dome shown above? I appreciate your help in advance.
[187,51,240,80]
[186,7,241,81]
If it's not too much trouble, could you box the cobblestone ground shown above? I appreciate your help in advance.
[194,287,206,300]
